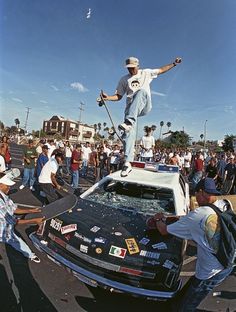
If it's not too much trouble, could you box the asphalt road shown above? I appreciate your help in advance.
[0,143,235,312]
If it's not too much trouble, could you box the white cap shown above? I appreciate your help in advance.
[0,175,15,186]
[125,57,139,68]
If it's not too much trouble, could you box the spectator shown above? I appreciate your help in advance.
[95,146,108,183]
[35,145,49,180]
[64,141,73,174]
[0,136,11,170]
[191,152,204,190]
[81,142,92,177]
[154,178,233,311]
[19,140,37,191]
[70,144,82,189]
[109,145,121,173]
[0,172,42,263]
[140,126,155,162]
[205,157,218,180]
[38,151,64,203]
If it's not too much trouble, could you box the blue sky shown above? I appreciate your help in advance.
[0,0,236,141]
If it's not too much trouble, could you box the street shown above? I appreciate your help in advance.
[0,144,235,312]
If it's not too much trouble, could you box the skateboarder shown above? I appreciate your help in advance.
[100,56,182,177]
[0,172,43,263]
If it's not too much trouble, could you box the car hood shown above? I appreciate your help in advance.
[43,198,184,274]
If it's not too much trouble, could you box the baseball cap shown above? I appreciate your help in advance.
[125,57,139,68]
[195,178,220,195]
[42,145,49,150]
[0,174,15,186]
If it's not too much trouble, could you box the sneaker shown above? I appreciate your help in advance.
[30,254,41,263]
[19,185,25,190]
[121,162,132,177]
[118,123,132,132]
[30,186,35,191]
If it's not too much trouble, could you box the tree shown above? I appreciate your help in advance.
[166,121,172,131]
[103,122,107,129]
[93,124,97,133]
[169,130,191,148]
[222,134,236,152]
[97,123,102,133]
[14,118,20,128]
[151,125,157,132]
[159,121,164,139]
[200,134,204,141]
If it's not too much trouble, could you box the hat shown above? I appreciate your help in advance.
[125,57,139,68]
[0,174,15,186]
[195,178,220,195]
[42,145,49,150]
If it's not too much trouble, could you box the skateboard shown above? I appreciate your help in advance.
[97,91,124,142]
[25,194,78,221]
[222,177,235,195]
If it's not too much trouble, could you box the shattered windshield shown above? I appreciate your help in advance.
[84,179,176,215]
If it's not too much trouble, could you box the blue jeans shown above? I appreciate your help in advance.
[22,168,35,187]
[65,157,71,174]
[6,232,34,259]
[177,267,233,312]
[81,159,88,176]
[71,170,79,188]
[122,90,151,162]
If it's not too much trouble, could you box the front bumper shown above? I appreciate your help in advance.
[30,233,182,300]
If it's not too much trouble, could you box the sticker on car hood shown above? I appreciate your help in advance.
[152,242,168,250]
[140,250,160,260]
[109,245,127,259]
[90,226,100,233]
[94,237,107,244]
[74,232,92,244]
[139,237,150,245]
[50,218,63,232]
[125,238,140,255]
[61,224,77,235]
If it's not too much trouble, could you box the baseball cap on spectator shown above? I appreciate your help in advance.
[0,173,15,186]
[125,57,139,68]
[195,178,220,195]
[42,145,49,150]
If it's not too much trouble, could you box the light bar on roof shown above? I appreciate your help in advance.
[157,164,179,173]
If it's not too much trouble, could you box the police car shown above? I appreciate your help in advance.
[30,163,190,300]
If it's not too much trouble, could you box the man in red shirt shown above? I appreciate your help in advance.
[192,152,204,190]
[70,144,82,189]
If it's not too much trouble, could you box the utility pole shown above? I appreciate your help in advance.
[203,119,208,153]
[77,102,85,142]
[24,107,31,134]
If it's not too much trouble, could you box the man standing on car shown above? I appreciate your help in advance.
[38,151,64,203]
[153,178,233,311]
[100,56,182,177]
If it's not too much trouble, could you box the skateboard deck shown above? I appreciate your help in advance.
[25,194,78,221]
[5,168,21,180]
[222,177,235,195]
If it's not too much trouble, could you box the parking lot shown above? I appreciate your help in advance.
[0,143,235,312]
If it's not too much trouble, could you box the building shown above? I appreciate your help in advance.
[43,115,95,143]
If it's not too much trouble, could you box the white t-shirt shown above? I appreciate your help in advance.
[0,155,6,172]
[82,146,92,160]
[65,146,72,158]
[184,152,192,168]
[116,68,160,105]
[38,158,59,184]
[167,200,228,280]
[140,136,155,158]
[110,149,120,165]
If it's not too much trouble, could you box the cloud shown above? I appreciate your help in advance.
[151,90,166,97]
[11,97,23,103]
[40,100,48,104]
[51,85,59,91]
[70,82,88,92]
[224,105,233,113]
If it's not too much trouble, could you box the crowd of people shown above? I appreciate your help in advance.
[0,135,236,197]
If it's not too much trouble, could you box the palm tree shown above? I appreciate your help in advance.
[167,121,172,132]
[97,122,102,134]
[200,134,204,141]
[159,121,164,139]
[151,125,157,132]
[103,122,107,129]
[93,123,97,133]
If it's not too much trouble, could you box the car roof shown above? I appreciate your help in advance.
[110,168,180,189]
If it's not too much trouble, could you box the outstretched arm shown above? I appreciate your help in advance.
[157,57,182,75]
[100,90,123,102]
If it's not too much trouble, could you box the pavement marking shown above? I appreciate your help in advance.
[183,256,197,266]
